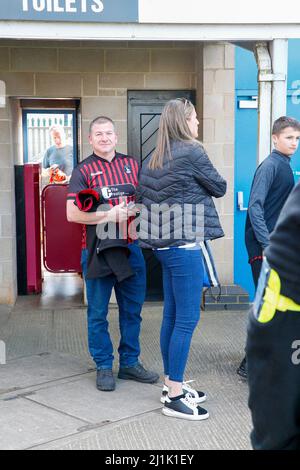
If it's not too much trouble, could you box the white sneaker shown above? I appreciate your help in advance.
[160,380,207,404]
[162,393,209,421]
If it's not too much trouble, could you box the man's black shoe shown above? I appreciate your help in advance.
[118,363,160,384]
[236,356,247,380]
[96,369,116,391]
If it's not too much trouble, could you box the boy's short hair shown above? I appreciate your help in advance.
[272,116,300,135]
[89,116,115,134]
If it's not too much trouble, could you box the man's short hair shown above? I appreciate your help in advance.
[272,116,300,135]
[49,124,65,136]
[89,116,116,134]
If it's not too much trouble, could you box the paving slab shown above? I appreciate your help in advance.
[0,304,252,450]
[1,309,54,360]
[1,308,92,363]
[31,391,251,450]
[12,296,51,312]
[0,352,93,394]
[26,377,163,425]
[52,309,90,361]
[0,305,11,322]
[138,308,248,377]
[0,397,86,450]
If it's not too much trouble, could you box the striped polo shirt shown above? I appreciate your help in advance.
[67,152,140,249]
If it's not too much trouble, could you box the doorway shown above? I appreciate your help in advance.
[20,99,83,307]
[128,90,196,300]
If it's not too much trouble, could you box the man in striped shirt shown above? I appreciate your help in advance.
[66,116,159,392]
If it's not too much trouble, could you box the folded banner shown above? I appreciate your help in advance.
[75,188,101,212]
[75,184,136,212]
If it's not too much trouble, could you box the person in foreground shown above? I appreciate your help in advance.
[237,116,300,380]
[66,116,159,391]
[247,181,300,450]
[138,98,226,420]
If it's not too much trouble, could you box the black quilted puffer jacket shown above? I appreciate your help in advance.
[137,140,227,249]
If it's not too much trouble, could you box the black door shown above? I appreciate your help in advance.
[128,90,196,300]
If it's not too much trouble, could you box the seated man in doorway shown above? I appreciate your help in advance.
[66,116,159,392]
[43,125,73,182]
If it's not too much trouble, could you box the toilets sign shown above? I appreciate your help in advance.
[0,0,138,22]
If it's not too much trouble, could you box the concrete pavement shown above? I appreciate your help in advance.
[0,301,251,450]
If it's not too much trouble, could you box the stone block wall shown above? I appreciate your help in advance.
[0,40,199,304]
[0,39,236,304]
[202,43,235,284]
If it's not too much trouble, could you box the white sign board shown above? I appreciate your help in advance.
[139,0,300,24]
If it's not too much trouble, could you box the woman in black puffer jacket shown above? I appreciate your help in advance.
[138,98,226,421]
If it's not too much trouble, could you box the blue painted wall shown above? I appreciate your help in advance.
[235,46,258,92]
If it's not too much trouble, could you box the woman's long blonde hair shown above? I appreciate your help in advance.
[149,98,197,170]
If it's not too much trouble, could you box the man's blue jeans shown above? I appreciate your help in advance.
[154,247,204,382]
[81,244,146,370]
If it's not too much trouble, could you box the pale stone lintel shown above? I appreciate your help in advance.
[1,22,300,42]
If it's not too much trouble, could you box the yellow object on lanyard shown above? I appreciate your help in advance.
[258,268,300,323]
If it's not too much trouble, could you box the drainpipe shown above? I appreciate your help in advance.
[254,40,288,164]
[254,42,272,164]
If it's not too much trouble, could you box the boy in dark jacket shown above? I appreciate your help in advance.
[246,181,300,450]
[237,116,300,379]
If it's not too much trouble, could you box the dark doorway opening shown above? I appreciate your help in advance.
[17,99,83,307]
[128,90,196,300]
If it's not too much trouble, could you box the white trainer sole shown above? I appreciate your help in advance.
[162,407,209,421]
[160,394,207,405]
